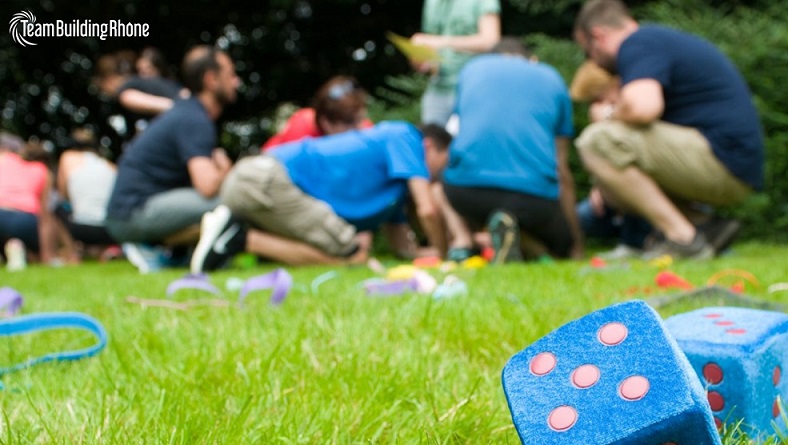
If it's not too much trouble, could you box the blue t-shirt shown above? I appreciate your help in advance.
[443,54,574,200]
[618,25,764,190]
[269,122,429,230]
[107,97,216,219]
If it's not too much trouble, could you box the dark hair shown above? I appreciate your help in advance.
[181,45,220,93]
[139,46,171,78]
[418,123,452,151]
[94,51,135,80]
[21,141,51,163]
[491,37,532,58]
[574,0,631,36]
[61,128,98,152]
[312,76,368,132]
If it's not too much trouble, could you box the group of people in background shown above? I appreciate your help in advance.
[0,0,764,274]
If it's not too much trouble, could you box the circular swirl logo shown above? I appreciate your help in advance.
[10,10,37,47]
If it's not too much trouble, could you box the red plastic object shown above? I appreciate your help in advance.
[655,271,694,290]
[590,256,607,269]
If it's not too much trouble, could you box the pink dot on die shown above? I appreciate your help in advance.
[714,417,723,429]
[703,363,724,385]
[714,320,735,326]
[548,406,578,432]
[774,366,782,386]
[726,328,747,335]
[707,391,725,412]
[530,352,557,376]
[619,376,650,401]
[598,322,628,346]
[704,313,723,318]
[774,399,781,418]
[571,364,600,389]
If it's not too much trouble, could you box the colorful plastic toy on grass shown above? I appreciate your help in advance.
[412,256,442,268]
[665,306,788,437]
[655,270,694,290]
[502,300,720,444]
[364,270,436,297]
[0,287,23,317]
[432,275,468,300]
[706,269,760,294]
[0,308,107,389]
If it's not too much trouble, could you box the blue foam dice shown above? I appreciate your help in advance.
[502,300,720,444]
[665,306,788,437]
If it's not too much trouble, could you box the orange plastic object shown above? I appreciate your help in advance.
[413,256,442,268]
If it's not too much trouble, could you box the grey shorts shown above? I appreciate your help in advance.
[220,156,357,257]
[106,188,218,243]
[575,120,751,207]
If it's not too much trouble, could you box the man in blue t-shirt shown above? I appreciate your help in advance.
[106,46,239,273]
[190,122,451,271]
[440,38,583,264]
[573,0,764,260]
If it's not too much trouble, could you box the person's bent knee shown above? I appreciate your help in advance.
[576,121,641,169]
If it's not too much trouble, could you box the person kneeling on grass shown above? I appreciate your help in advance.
[190,121,451,271]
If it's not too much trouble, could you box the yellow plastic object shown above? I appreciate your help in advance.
[648,255,673,269]
[462,256,487,269]
[386,265,419,281]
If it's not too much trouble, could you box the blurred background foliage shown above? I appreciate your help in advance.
[0,0,785,238]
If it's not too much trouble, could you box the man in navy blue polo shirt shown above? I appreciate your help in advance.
[573,0,763,259]
[106,45,239,273]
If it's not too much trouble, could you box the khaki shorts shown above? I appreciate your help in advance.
[575,121,751,207]
[220,156,357,256]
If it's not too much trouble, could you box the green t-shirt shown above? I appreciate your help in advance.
[421,0,501,93]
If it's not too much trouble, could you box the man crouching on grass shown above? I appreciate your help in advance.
[190,122,451,270]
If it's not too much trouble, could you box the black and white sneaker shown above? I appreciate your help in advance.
[190,205,247,273]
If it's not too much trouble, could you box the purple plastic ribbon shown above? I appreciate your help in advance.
[166,274,221,298]
[364,278,418,297]
[238,268,292,306]
[0,287,23,317]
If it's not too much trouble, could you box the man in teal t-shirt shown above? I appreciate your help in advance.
[410,0,501,126]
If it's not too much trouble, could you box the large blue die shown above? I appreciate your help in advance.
[502,300,720,444]
[665,306,788,437]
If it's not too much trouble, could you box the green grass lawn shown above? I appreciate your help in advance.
[1,242,788,444]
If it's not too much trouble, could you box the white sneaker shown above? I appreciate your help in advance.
[5,239,26,271]
[122,242,165,274]
[190,205,246,274]
[598,244,642,261]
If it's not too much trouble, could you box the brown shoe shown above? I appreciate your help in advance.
[642,232,714,260]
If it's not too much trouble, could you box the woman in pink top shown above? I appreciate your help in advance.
[261,76,374,150]
[0,138,57,264]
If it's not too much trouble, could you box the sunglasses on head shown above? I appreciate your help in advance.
[328,80,357,100]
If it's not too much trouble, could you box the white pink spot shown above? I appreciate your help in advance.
[530,352,557,376]
[619,376,650,401]
[548,405,577,432]
[571,364,600,389]
[598,322,628,346]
